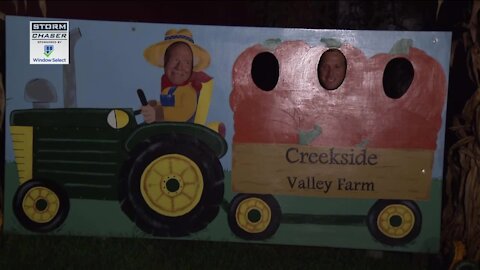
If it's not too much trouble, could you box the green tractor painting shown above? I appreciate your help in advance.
[10,94,227,236]
[10,90,227,236]
[9,27,227,237]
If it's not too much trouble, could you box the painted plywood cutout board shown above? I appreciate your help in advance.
[3,15,451,252]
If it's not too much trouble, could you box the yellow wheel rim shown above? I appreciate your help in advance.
[377,204,415,238]
[140,154,203,217]
[235,197,271,233]
[22,186,60,223]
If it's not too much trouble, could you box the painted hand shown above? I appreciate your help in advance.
[141,105,156,124]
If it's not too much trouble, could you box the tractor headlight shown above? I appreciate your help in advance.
[107,109,129,129]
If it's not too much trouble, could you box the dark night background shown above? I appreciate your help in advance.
[1,0,479,268]
[1,0,476,153]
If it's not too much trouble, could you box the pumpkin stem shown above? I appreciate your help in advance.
[389,39,413,55]
[320,38,342,49]
[262,38,282,50]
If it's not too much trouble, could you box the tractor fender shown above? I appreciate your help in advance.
[124,122,227,158]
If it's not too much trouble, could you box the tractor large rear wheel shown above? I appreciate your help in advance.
[120,134,224,237]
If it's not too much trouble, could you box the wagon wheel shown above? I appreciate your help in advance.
[120,133,224,237]
[13,179,70,232]
[228,193,281,240]
[367,199,422,246]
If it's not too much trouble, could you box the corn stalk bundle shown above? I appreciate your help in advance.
[443,88,480,262]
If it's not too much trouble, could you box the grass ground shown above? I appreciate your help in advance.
[1,163,447,269]
[0,233,440,270]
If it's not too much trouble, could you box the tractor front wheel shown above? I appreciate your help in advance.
[13,179,70,232]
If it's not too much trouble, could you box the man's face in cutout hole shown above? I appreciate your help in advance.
[165,42,193,85]
[318,49,347,90]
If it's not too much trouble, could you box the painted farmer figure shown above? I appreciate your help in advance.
[142,29,212,123]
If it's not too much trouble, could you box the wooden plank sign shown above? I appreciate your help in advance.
[3,15,451,252]
[232,144,433,200]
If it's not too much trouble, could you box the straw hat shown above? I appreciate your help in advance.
[144,29,210,71]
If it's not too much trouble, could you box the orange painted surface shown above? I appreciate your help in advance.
[230,41,446,150]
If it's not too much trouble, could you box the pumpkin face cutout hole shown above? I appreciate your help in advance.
[382,57,414,99]
[251,52,279,91]
[317,49,347,91]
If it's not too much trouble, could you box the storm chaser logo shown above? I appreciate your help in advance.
[30,21,69,64]
[44,45,54,57]
[32,22,67,30]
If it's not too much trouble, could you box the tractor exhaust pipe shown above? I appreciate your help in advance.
[63,27,82,108]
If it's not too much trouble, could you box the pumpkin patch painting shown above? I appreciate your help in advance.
[3,16,450,252]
